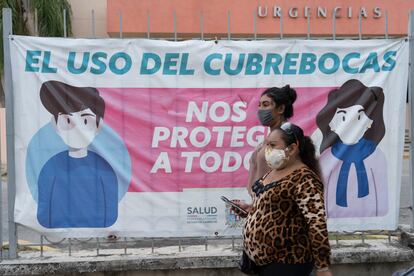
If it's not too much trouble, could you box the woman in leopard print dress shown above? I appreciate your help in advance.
[234,123,332,276]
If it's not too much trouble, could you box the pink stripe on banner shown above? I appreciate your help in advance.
[98,87,335,192]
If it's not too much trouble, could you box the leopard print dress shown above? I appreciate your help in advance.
[243,167,331,269]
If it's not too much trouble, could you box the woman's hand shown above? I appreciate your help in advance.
[230,200,252,218]
[316,269,333,276]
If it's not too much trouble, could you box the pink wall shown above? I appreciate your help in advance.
[107,0,412,37]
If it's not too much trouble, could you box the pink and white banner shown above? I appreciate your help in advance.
[10,36,408,237]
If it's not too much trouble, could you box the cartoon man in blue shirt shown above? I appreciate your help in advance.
[37,80,118,228]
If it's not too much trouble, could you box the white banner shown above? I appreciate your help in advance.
[10,36,408,236]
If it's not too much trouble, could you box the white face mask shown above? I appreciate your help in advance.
[328,105,373,145]
[54,108,101,150]
[265,147,288,170]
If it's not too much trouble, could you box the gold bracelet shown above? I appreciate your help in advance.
[316,267,329,272]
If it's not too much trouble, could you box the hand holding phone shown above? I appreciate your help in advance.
[220,196,248,216]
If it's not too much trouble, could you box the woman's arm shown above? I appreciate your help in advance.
[293,172,331,271]
[247,146,260,197]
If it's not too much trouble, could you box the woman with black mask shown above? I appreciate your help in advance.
[247,85,297,196]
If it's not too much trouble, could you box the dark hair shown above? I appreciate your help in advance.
[261,85,297,119]
[316,79,385,153]
[277,123,321,178]
[40,80,105,127]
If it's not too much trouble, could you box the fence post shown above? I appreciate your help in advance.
[385,11,389,39]
[0,109,2,259]
[173,11,177,41]
[409,10,414,231]
[200,11,204,40]
[2,7,17,259]
[227,11,231,40]
[119,11,123,39]
[332,9,337,40]
[280,13,284,39]
[91,9,96,38]
[253,10,257,40]
[34,8,38,35]
[63,9,67,38]
[147,11,151,39]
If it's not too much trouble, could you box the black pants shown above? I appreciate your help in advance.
[258,262,313,276]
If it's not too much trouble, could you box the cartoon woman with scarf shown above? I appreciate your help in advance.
[316,79,388,218]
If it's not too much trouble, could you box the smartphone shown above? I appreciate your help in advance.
[220,196,248,215]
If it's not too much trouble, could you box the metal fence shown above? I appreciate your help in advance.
[70,8,392,40]
[0,7,412,261]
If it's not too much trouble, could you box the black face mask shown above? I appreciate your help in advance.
[257,109,274,126]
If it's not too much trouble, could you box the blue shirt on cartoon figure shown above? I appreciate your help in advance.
[37,81,118,228]
[37,150,118,228]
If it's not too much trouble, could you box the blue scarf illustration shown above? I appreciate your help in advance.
[331,138,377,207]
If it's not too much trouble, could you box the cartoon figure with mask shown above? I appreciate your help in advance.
[37,81,118,228]
[316,79,388,218]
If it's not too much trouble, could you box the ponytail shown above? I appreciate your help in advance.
[299,136,321,178]
[277,123,322,178]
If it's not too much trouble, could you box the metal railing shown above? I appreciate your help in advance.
[0,224,404,260]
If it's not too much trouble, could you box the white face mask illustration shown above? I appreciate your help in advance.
[54,108,102,150]
[265,146,288,169]
[329,105,373,145]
